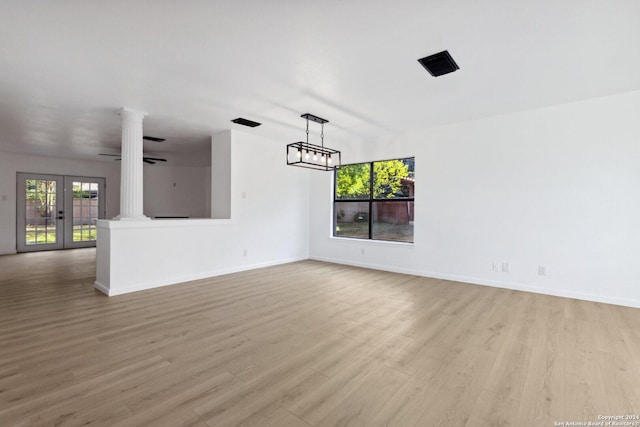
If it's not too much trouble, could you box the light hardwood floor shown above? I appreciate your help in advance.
[1,249,640,426]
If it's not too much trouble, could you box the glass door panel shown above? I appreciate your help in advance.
[64,176,105,248]
[17,173,64,252]
[16,173,106,252]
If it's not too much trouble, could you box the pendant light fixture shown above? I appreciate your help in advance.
[287,113,341,171]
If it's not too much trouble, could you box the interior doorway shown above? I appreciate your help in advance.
[16,173,106,252]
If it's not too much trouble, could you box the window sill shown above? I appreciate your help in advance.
[329,236,415,247]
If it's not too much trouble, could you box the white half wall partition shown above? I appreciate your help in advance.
[95,130,310,296]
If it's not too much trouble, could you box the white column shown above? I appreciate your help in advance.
[116,107,150,220]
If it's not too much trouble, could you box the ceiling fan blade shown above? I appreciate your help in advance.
[101,154,164,164]
[143,136,166,142]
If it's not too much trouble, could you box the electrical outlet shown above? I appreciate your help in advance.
[242,249,248,257]
[501,262,509,273]
[361,248,365,255]
[538,265,546,276]
[492,262,499,272]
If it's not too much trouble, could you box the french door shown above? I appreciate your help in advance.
[16,173,106,252]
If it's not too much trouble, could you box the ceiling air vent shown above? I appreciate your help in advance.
[143,135,166,142]
[417,50,459,77]
[231,118,261,127]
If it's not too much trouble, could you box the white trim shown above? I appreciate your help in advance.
[310,255,640,309]
[93,281,110,295]
[96,218,233,229]
[95,256,307,297]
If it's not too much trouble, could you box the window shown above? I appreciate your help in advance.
[334,157,414,243]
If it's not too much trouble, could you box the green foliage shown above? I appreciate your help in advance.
[336,163,370,198]
[336,160,410,199]
[25,226,97,245]
[72,182,92,199]
[373,160,409,198]
[26,180,57,217]
[73,190,91,199]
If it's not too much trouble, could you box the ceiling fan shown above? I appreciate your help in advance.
[100,135,168,164]
[99,153,167,164]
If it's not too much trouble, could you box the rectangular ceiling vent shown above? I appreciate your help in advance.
[232,117,262,127]
[143,135,166,142]
[417,50,459,77]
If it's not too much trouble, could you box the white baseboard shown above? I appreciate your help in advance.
[96,253,640,309]
[93,281,110,295]
[310,255,640,309]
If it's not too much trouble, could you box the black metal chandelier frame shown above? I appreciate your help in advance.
[287,113,341,171]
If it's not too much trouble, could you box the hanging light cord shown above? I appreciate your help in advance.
[321,123,324,148]
[305,117,310,149]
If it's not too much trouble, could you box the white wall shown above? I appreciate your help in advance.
[143,165,210,218]
[310,90,640,308]
[204,166,211,218]
[0,151,121,254]
[210,131,232,219]
[228,130,310,261]
[96,130,310,295]
[0,151,212,254]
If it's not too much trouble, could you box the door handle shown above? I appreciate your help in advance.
[57,215,64,220]
[58,210,64,220]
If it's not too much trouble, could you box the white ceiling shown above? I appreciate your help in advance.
[1,0,639,166]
